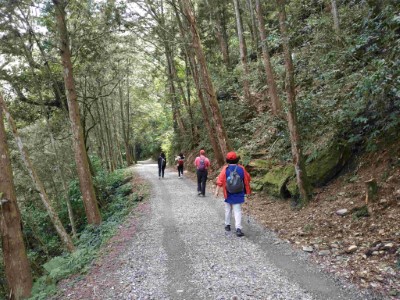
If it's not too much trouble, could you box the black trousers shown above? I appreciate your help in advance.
[159,165,166,177]
[196,169,208,195]
[178,165,184,176]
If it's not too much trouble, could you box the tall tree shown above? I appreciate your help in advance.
[172,0,225,165]
[213,0,231,68]
[255,0,281,115]
[276,0,311,204]
[233,0,252,103]
[45,113,77,237]
[119,80,133,165]
[0,96,75,252]
[330,0,340,37]
[0,92,33,300]
[179,0,231,163]
[246,0,259,55]
[53,0,101,224]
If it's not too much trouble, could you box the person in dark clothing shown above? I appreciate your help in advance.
[175,152,185,178]
[158,152,166,178]
[194,149,210,196]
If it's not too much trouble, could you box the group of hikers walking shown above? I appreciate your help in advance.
[157,149,251,237]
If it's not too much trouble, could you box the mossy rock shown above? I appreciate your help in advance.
[259,164,295,198]
[257,141,351,199]
[247,159,271,175]
[306,143,351,187]
[285,142,351,198]
[116,182,133,196]
[287,179,298,197]
[250,180,264,191]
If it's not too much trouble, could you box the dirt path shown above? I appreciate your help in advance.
[55,162,384,300]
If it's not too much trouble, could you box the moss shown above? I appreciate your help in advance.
[250,180,264,191]
[306,143,351,187]
[247,159,274,176]
[248,159,270,169]
[260,165,295,198]
[287,179,298,197]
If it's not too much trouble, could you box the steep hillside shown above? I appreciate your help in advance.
[243,141,400,299]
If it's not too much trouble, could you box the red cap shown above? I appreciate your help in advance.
[226,151,237,160]
[200,149,205,155]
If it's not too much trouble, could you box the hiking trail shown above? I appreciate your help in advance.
[55,161,382,300]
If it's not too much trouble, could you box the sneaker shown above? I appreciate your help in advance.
[225,225,231,231]
[236,229,244,237]
[198,191,202,195]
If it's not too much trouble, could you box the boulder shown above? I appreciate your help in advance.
[306,142,352,187]
[249,140,352,199]
[258,164,295,197]
[290,142,351,194]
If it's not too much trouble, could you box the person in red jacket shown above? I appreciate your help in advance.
[214,151,251,237]
[194,149,211,196]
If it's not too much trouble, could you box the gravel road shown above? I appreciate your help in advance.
[61,161,384,300]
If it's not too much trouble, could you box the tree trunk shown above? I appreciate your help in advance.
[119,82,132,165]
[277,0,311,204]
[214,3,230,69]
[0,93,33,300]
[173,0,224,165]
[184,53,198,144]
[255,0,281,115]
[95,96,111,171]
[21,25,78,238]
[331,0,340,37]
[53,0,101,224]
[45,114,77,237]
[0,96,76,252]
[165,46,186,136]
[246,0,259,55]
[233,0,252,103]
[125,71,135,164]
[180,0,231,163]
[100,95,115,171]
[189,56,225,166]
[102,96,117,171]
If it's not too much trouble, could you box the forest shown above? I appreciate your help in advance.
[0,0,399,299]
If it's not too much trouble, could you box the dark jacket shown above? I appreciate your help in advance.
[158,154,166,168]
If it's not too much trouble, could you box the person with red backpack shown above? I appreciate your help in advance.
[194,149,210,196]
[214,151,251,237]
[175,152,185,178]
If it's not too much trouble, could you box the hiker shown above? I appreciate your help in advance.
[214,151,251,237]
[175,153,185,178]
[194,149,210,196]
[158,152,166,178]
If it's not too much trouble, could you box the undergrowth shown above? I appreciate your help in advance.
[28,169,148,300]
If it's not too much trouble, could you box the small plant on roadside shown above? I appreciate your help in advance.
[303,223,314,234]
[352,205,370,220]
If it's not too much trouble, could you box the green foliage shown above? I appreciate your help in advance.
[303,223,314,233]
[352,206,370,220]
[28,170,146,300]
